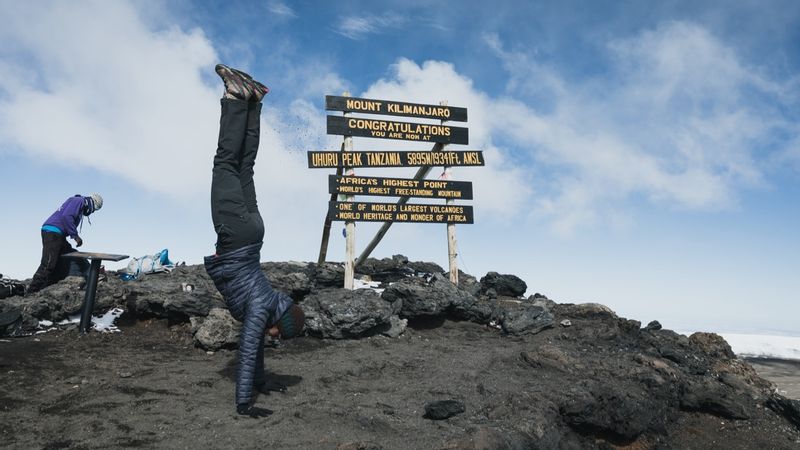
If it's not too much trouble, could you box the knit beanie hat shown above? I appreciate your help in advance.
[90,193,103,211]
[276,304,305,339]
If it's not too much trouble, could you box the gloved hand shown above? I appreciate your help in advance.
[75,237,83,248]
[236,403,273,418]
[256,380,287,394]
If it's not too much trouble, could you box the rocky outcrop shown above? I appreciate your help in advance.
[383,274,468,317]
[0,261,567,342]
[2,255,797,448]
[302,288,399,339]
[767,394,800,428]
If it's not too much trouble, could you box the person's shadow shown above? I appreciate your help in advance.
[218,351,303,397]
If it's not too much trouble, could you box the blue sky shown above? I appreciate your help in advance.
[1,0,798,334]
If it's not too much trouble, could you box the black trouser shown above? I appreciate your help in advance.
[29,231,76,292]
[211,99,265,254]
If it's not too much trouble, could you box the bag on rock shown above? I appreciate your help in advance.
[120,249,175,281]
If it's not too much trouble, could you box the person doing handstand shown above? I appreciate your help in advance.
[204,64,305,418]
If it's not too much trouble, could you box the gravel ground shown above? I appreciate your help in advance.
[1,317,799,449]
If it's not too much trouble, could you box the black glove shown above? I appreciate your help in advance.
[256,380,287,394]
[236,403,273,418]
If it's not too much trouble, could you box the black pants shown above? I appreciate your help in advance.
[211,99,265,254]
[29,231,84,292]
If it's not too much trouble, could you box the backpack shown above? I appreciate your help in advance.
[120,249,175,281]
[0,275,26,299]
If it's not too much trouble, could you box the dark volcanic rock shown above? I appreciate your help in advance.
[645,320,662,330]
[423,399,465,420]
[405,260,445,276]
[110,266,221,320]
[192,307,241,350]
[0,276,92,334]
[499,302,555,335]
[680,377,751,420]
[528,293,557,310]
[163,292,213,318]
[356,255,413,283]
[302,288,398,339]
[554,302,617,320]
[382,273,474,318]
[520,345,583,374]
[356,255,444,286]
[381,315,407,338]
[450,293,493,324]
[766,393,800,429]
[0,306,35,336]
[262,262,314,300]
[688,332,736,360]
[479,271,527,297]
[454,270,481,297]
[560,383,664,443]
[313,262,345,288]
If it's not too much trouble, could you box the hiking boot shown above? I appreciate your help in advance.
[230,67,269,102]
[251,79,269,102]
[215,64,254,101]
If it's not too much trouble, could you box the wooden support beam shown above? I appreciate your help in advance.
[316,147,343,265]
[342,93,355,290]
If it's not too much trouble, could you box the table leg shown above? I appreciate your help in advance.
[79,259,102,334]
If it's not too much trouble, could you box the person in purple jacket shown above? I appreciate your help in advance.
[28,194,103,293]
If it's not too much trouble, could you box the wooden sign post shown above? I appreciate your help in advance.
[342,93,356,290]
[312,95,481,289]
[440,101,459,285]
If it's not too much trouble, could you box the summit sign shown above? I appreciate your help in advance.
[326,95,468,122]
[327,116,469,145]
[313,94,481,287]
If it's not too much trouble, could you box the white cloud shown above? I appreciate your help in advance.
[3,2,795,246]
[334,13,407,40]
[267,1,296,19]
[361,59,533,217]
[483,22,798,234]
[0,1,220,196]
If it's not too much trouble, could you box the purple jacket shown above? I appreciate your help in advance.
[43,196,86,239]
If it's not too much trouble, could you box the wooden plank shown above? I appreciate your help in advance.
[329,201,474,224]
[329,175,473,200]
[62,252,129,261]
[325,95,468,122]
[342,93,356,290]
[327,115,468,145]
[317,161,343,264]
[308,150,485,168]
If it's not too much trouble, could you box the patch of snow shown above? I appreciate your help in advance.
[91,308,124,333]
[353,278,385,294]
[43,308,125,333]
[412,272,435,282]
[57,315,80,326]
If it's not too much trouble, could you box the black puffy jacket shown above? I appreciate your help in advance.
[204,242,292,405]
